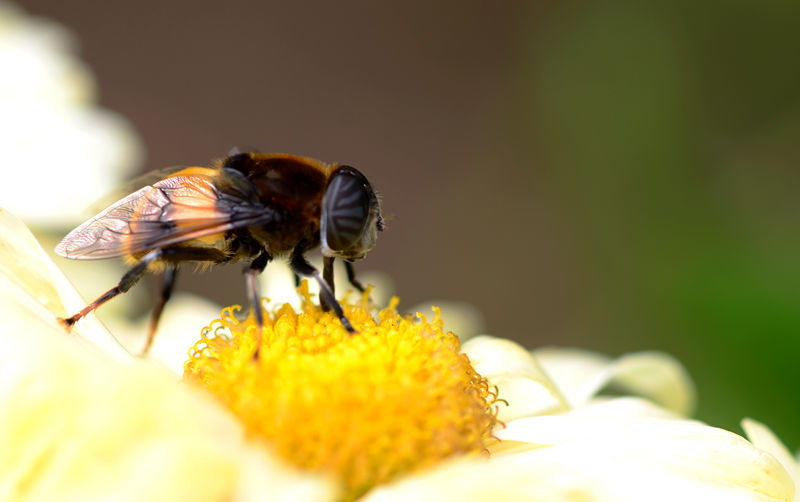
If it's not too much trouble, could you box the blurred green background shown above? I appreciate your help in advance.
[16,0,800,449]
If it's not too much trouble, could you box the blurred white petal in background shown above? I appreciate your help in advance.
[0,1,143,229]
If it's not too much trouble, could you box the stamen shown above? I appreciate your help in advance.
[184,283,500,500]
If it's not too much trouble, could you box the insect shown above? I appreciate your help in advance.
[56,151,384,356]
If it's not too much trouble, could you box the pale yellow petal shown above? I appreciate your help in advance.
[462,335,568,421]
[0,208,129,360]
[0,304,337,502]
[36,231,144,326]
[0,208,75,315]
[534,347,696,416]
[742,418,799,501]
[106,293,223,374]
[360,457,535,502]
[234,448,339,502]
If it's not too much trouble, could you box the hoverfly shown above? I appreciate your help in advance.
[56,151,384,356]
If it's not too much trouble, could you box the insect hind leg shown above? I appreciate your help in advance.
[59,249,164,331]
[139,265,178,356]
[319,258,365,311]
[245,250,272,358]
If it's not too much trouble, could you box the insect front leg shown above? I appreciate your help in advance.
[140,265,178,356]
[344,261,366,292]
[321,256,335,311]
[59,248,163,332]
[245,250,272,357]
[320,258,366,309]
[290,248,355,333]
[321,258,366,298]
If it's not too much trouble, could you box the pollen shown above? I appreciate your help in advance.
[183,283,500,500]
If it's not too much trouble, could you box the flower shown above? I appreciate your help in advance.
[0,208,795,501]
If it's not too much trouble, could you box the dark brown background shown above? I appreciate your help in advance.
[20,0,553,338]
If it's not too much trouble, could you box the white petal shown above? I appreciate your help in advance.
[534,347,696,416]
[365,410,794,502]
[530,347,610,398]
[0,4,142,228]
[569,396,685,420]
[493,410,794,502]
[742,418,799,500]
[462,335,568,421]
[497,409,705,446]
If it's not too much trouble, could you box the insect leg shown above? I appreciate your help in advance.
[245,250,272,356]
[59,249,163,331]
[344,261,366,292]
[321,256,335,311]
[139,265,178,356]
[321,258,366,298]
[290,250,355,333]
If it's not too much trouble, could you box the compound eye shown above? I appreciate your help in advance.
[322,167,371,253]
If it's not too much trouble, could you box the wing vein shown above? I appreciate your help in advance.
[56,172,273,260]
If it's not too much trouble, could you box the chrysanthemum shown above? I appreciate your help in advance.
[0,209,795,502]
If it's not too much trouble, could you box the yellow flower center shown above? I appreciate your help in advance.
[183,283,499,500]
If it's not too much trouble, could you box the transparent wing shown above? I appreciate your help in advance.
[84,165,197,217]
[55,171,275,260]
